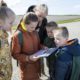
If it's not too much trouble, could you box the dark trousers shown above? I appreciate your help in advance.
[49,61,56,80]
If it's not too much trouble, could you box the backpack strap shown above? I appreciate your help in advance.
[17,30,23,66]
[18,30,23,47]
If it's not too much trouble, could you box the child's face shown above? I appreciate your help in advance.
[4,15,15,31]
[53,30,67,47]
[26,21,38,32]
[46,27,55,38]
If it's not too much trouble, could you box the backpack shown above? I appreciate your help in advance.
[70,56,80,80]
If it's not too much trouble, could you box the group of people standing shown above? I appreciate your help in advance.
[0,0,80,80]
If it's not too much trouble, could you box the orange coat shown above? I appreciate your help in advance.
[11,28,41,80]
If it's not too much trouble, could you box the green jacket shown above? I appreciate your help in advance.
[70,56,80,80]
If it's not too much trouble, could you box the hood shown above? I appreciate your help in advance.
[66,38,80,56]
[16,23,26,33]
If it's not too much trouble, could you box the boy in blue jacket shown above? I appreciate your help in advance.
[52,27,80,80]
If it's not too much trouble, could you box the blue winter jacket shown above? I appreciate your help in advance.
[56,38,80,62]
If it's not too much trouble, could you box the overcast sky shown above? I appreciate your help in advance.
[4,0,80,15]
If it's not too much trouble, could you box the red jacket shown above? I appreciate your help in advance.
[11,27,41,80]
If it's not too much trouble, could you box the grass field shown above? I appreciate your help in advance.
[57,18,80,24]
[12,18,80,30]
[12,25,17,30]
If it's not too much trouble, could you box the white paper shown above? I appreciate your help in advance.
[33,48,58,58]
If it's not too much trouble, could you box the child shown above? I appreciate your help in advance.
[0,6,15,80]
[11,12,41,80]
[43,21,58,80]
[52,27,80,80]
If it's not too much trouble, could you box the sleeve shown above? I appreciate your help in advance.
[40,38,48,49]
[11,34,29,63]
[42,18,47,27]
[43,38,48,46]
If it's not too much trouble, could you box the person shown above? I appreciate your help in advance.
[43,21,58,80]
[34,4,48,44]
[52,27,80,80]
[32,4,48,79]
[11,12,41,80]
[0,6,15,80]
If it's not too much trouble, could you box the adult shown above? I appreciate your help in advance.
[0,6,15,80]
[34,4,48,44]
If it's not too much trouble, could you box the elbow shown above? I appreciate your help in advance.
[11,52,18,60]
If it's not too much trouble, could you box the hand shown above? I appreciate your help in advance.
[29,55,39,61]
[41,45,48,49]
[43,46,48,49]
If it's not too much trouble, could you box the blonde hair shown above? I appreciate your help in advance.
[34,4,48,15]
[53,27,69,39]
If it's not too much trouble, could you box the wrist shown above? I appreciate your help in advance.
[26,56,32,62]
[28,56,33,62]
[26,56,29,62]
